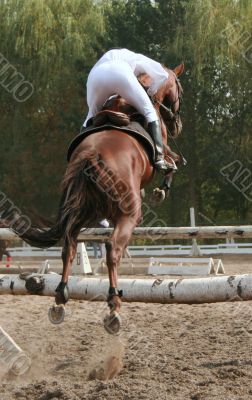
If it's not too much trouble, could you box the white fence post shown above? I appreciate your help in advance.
[189,207,201,256]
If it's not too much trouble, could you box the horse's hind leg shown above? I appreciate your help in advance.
[55,215,88,305]
[104,207,141,334]
[48,236,78,324]
[55,237,78,305]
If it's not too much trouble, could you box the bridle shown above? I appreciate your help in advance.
[153,76,187,166]
[153,75,182,122]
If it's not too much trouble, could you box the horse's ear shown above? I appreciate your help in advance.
[173,63,184,77]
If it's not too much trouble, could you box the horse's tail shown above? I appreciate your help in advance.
[4,153,111,248]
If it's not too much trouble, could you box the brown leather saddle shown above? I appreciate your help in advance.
[67,96,180,167]
[67,97,156,162]
[67,120,156,163]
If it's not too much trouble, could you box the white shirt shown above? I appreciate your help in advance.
[93,48,169,96]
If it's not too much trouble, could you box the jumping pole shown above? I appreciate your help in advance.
[1,226,252,241]
[0,274,252,304]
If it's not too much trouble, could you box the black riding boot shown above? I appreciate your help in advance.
[148,121,176,171]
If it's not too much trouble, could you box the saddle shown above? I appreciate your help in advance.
[88,96,146,128]
[67,120,155,162]
[67,96,180,166]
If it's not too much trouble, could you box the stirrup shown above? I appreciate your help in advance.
[155,157,177,172]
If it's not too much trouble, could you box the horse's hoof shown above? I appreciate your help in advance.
[55,282,69,305]
[150,188,166,205]
[48,304,65,324]
[11,352,31,376]
[103,311,121,335]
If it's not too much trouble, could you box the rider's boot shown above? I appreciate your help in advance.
[148,120,177,171]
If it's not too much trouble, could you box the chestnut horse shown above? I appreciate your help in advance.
[9,63,184,333]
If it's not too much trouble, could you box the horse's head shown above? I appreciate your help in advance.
[155,63,184,138]
[138,63,184,138]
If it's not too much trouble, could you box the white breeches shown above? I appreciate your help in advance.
[83,60,158,126]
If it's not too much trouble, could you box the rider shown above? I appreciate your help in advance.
[83,48,172,171]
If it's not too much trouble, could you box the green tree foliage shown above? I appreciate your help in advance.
[0,0,251,227]
[0,0,104,216]
[176,0,252,79]
[104,0,252,225]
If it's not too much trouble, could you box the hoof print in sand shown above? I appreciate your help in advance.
[88,355,123,381]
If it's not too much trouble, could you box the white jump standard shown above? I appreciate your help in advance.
[148,257,225,276]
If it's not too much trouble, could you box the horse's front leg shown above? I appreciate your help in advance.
[105,240,123,313]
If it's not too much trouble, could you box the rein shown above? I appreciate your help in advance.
[155,99,175,120]
[166,131,187,166]
[154,76,182,121]
[153,78,187,166]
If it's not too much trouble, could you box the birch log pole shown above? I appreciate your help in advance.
[0,274,252,304]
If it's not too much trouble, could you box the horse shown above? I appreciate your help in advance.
[6,63,184,333]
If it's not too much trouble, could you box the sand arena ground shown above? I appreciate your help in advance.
[0,254,252,400]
